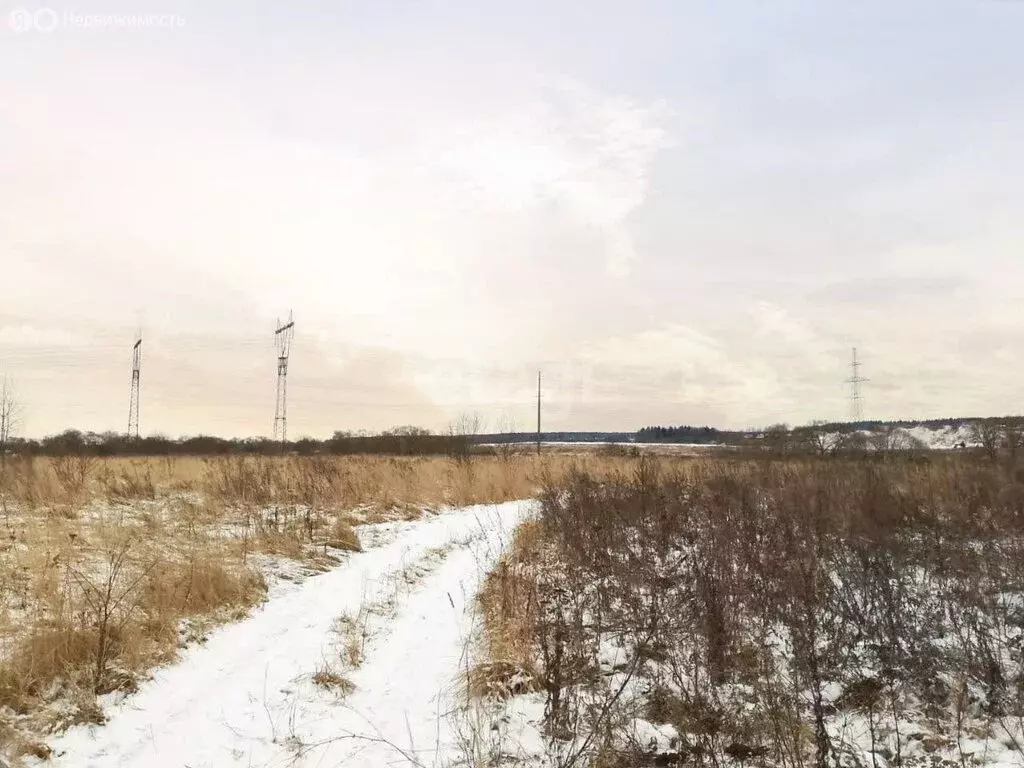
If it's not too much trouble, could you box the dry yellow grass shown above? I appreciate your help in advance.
[326,516,362,552]
[470,518,546,699]
[0,452,641,759]
[1,452,642,514]
[334,613,367,668]
[312,664,354,696]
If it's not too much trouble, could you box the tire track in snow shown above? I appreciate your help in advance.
[43,501,530,768]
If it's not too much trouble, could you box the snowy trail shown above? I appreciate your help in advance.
[45,501,531,768]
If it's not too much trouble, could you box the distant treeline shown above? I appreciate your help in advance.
[476,428,735,445]
[472,431,634,444]
[635,418,1024,446]
[4,427,727,456]
[2,428,473,457]
[635,425,731,444]
[6,417,1022,457]
[792,416,1024,433]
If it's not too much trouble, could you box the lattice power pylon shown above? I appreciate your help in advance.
[273,312,295,444]
[847,347,868,423]
[127,335,141,439]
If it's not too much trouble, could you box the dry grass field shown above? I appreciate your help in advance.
[8,449,1022,766]
[473,455,1024,767]
[0,452,632,761]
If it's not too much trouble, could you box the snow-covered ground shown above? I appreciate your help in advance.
[38,501,532,768]
[811,424,980,452]
[903,423,978,450]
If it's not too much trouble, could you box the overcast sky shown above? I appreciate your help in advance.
[2,0,1023,438]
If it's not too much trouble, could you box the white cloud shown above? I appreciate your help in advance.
[435,81,671,276]
[751,302,817,347]
[577,323,786,424]
[0,324,86,348]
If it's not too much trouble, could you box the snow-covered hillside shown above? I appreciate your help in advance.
[902,423,978,450]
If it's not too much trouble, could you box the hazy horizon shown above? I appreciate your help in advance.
[3,1,1023,438]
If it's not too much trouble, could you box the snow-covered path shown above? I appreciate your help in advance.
[45,501,530,768]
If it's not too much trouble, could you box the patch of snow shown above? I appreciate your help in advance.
[904,423,978,450]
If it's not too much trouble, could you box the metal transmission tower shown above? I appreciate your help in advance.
[536,370,542,455]
[847,347,869,423]
[273,312,295,444]
[127,335,141,439]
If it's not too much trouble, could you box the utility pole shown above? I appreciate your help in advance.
[847,347,868,423]
[273,312,295,446]
[127,334,141,439]
[536,370,542,456]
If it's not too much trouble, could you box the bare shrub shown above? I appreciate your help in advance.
[51,454,96,499]
[0,527,266,729]
[477,456,1024,767]
[312,664,354,696]
[97,462,156,502]
[65,535,153,693]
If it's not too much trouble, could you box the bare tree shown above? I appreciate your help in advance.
[763,423,791,454]
[0,377,16,525]
[870,425,925,454]
[805,421,847,458]
[1003,423,1024,465]
[0,376,20,477]
[450,411,483,438]
[971,421,1002,463]
[448,412,484,462]
[495,413,519,461]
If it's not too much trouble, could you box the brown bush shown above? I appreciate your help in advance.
[478,455,1024,766]
[326,517,362,552]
